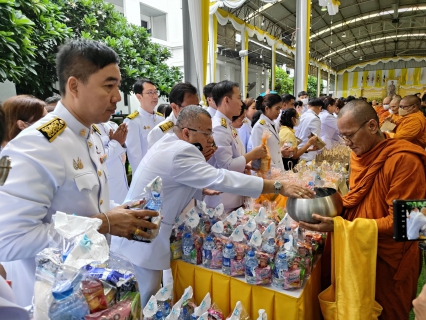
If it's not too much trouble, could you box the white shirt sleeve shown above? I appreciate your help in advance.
[251,124,263,149]
[124,118,143,171]
[309,116,321,137]
[99,124,126,165]
[172,145,263,198]
[212,125,246,172]
[147,126,164,149]
[0,140,64,261]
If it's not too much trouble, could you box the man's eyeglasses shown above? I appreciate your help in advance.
[338,120,369,143]
[399,104,414,110]
[183,127,213,137]
[142,90,160,97]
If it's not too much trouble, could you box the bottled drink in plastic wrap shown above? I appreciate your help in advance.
[222,243,236,275]
[202,236,215,268]
[48,281,89,320]
[182,233,193,263]
[155,310,165,320]
[245,251,258,284]
[272,252,288,289]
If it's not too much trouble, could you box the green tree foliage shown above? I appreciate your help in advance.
[307,75,324,98]
[274,66,294,95]
[57,0,182,96]
[0,0,182,98]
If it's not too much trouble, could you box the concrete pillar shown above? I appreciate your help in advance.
[123,0,141,26]
[334,73,338,97]
[240,28,247,99]
[294,0,311,96]
[208,14,216,83]
[182,0,198,93]
[271,44,276,90]
[327,71,330,95]
[317,67,321,97]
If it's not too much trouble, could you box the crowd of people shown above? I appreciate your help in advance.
[0,38,426,319]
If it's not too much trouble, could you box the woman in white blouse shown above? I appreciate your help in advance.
[251,94,292,172]
[319,97,341,149]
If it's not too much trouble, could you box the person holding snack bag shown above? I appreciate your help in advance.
[112,105,315,307]
[0,39,159,307]
[251,94,293,172]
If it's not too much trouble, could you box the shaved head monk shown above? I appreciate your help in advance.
[300,99,426,319]
[379,96,401,127]
[391,95,426,148]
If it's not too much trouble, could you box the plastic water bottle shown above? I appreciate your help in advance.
[155,310,165,320]
[162,301,170,317]
[202,236,215,268]
[222,243,236,275]
[182,233,193,263]
[245,250,258,284]
[272,252,288,289]
[178,307,190,320]
[48,281,89,320]
[283,226,292,244]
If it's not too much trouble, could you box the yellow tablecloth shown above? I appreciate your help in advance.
[171,259,321,320]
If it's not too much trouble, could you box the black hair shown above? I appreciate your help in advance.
[157,103,169,115]
[308,98,324,108]
[203,82,216,99]
[232,101,248,122]
[212,80,239,106]
[280,108,298,129]
[336,98,345,110]
[45,95,61,105]
[260,93,282,114]
[163,105,172,118]
[346,95,356,103]
[422,93,426,102]
[298,91,308,97]
[251,110,262,128]
[133,79,155,94]
[282,94,296,103]
[169,82,198,106]
[294,100,303,108]
[255,95,263,110]
[323,97,336,111]
[56,39,120,96]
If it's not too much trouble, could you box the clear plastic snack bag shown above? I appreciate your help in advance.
[251,130,272,175]
[124,176,163,243]
[155,284,173,317]
[143,295,158,320]
[226,301,251,320]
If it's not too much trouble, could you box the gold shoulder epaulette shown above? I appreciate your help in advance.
[221,118,227,128]
[92,124,101,135]
[126,111,139,120]
[259,119,266,125]
[155,111,164,117]
[37,117,67,142]
[159,121,174,133]
[243,119,248,123]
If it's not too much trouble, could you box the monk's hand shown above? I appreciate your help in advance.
[203,188,221,196]
[413,284,426,320]
[279,182,315,199]
[299,214,334,232]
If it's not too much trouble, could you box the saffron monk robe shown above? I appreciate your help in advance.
[299,99,426,320]
[390,95,426,148]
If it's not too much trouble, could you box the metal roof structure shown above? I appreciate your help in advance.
[217,0,426,74]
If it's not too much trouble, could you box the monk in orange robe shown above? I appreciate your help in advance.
[393,95,426,148]
[300,99,426,320]
[379,97,401,126]
[376,96,391,117]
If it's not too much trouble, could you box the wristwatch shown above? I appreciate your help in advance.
[274,180,282,194]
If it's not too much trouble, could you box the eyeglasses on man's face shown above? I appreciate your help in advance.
[399,104,414,110]
[143,90,160,97]
[338,120,369,143]
[182,127,213,138]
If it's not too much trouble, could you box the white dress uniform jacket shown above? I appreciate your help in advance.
[319,110,341,149]
[124,107,164,172]
[205,110,246,212]
[207,106,217,117]
[295,109,321,161]
[98,121,129,204]
[251,113,284,172]
[112,133,263,271]
[147,112,177,149]
[0,277,29,320]
[274,110,284,129]
[0,102,110,307]
[237,117,252,153]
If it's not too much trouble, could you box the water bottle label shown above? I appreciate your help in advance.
[273,267,285,279]
[182,246,192,255]
[203,249,212,260]
[222,257,231,267]
[245,266,255,277]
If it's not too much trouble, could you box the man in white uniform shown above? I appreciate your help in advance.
[297,90,309,114]
[205,80,267,212]
[295,98,323,161]
[319,98,341,149]
[112,106,314,307]
[124,79,164,172]
[0,39,158,307]
[96,121,129,204]
[203,82,217,117]
[274,94,295,128]
[147,82,198,148]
